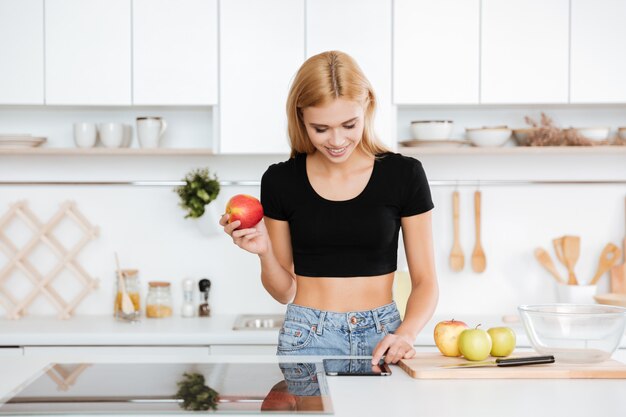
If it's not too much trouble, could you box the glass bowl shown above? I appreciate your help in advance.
[518,304,626,363]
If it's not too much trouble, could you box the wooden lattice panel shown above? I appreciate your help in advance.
[46,364,91,391]
[0,201,99,319]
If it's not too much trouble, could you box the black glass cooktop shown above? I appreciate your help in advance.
[0,362,332,414]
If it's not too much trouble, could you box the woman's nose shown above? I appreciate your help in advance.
[329,128,346,146]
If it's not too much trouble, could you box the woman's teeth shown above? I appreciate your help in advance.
[327,146,347,155]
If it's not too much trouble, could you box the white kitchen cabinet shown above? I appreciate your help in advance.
[570,0,626,103]
[393,0,479,105]
[219,0,304,154]
[209,345,277,355]
[481,0,569,104]
[307,0,393,147]
[133,0,218,105]
[23,346,210,358]
[0,0,44,105]
[45,0,131,105]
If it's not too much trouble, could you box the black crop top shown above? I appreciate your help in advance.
[260,152,434,277]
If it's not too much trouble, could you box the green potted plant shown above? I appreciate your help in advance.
[176,372,219,411]
[175,168,221,234]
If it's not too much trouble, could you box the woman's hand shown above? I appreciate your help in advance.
[371,333,416,365]
[220,214,271,256]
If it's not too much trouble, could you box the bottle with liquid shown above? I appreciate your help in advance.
[198,278,211,317]
[181,278,195,318]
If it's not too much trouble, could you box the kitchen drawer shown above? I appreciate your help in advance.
[23,346,210,359]
[0,346,24,357]
[209,345,277,355]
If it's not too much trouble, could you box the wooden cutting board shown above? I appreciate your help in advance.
[398,353,626,379]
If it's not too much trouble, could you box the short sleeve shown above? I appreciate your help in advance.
[399,159,434,217]
[261,165,289,221]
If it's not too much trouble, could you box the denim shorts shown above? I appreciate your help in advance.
[276,301,402,356]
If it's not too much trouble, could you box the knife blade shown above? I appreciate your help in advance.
[441,355,555,368]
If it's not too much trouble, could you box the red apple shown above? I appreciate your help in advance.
[433,319,469,357]
[225,194,264,230]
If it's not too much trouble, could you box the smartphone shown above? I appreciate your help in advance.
[323,359,392,376]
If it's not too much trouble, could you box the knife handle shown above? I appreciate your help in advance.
[495,355,555,367]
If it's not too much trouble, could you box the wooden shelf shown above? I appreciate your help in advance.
[0,147,214,156]
[399,145,626,155]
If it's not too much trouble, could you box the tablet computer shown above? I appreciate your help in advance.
[322,359,392,376]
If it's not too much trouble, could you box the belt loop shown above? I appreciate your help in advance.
[316,311,326,335]
[372,309,383,334]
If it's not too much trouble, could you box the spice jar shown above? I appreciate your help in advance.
[146,281,173,318]
[114,269,141,321]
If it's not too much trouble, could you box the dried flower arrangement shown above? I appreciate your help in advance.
[523,113,602,146]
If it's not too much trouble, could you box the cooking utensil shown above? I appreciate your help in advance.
[590,243,621,285]
[610,196,626,293]
[594,293,626,307]
[471,191,486,273]
[562,235,581,285]
[449,191,464,272]
[115,253,134,315]
[441,355,555,369]
[534,248,564,283]
[552,237,566,267]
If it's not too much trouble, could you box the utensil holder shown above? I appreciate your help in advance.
[555,283,598,304]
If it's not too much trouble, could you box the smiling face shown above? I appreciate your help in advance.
[300,98,365,163]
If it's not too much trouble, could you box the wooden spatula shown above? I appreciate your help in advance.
[449,191,464,272]
[552,237,566,267]
[590,243,621,285]
[610,196,626,293]
[534,248,564,283]
[562,235,580,285]
[471,191,486,273]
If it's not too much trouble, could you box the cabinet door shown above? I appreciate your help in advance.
[307,0,393,147]
[219,0,304,154]
[0,0,44,104]
[45,0,131,105]
[394,0,479,105]
[133,0,218,105]
[481,0,569,104]
[571,0,626,103]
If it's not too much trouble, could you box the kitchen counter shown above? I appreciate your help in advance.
[1,350,626,417]
[1,313,625,350]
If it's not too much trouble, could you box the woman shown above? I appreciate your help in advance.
[221,51,438,365]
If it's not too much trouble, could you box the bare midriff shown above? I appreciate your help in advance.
[292,272,395,312]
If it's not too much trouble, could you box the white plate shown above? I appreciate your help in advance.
[0,137,46,147]
[399,139,471,148]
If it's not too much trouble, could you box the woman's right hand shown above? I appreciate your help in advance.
[220,214,270,256]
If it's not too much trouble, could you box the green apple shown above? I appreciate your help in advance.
[487,327,516,357]
[433,319,469,357]
[458,326,492,361]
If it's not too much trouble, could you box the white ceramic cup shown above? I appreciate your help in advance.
[122,124,133,148]
[73,122,97,148]
[136,117,167,148]
[555,283,598,304]
[98,122,124,148]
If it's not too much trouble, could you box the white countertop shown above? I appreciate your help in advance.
[1,350,626,417]
[0,314,532,347]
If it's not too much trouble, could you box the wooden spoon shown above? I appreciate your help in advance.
[562,235,581,285]
[449,191,464,272]
[552,237,566,267]
[471,191,486,273]
[610,197,626,293]
[534,247,564,283]
[115,253,135,315]
[590,243,621,285]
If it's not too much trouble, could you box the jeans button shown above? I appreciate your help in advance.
[350,316,358,325]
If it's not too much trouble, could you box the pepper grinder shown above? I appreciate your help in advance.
[198,278,211,317]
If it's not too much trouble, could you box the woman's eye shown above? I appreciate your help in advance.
[314,128,327,133]
[344,124,356,129]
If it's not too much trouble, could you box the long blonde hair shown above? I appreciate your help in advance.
[286,51,390,158]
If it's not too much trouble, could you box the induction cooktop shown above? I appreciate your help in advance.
[0,362,332,414]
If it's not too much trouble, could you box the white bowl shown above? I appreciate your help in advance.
[573,127,610,141]
[466,127,512,147]
[410,120,453,140]
[512,128,538,146]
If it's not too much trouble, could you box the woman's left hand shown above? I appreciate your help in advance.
[371,334,416,365]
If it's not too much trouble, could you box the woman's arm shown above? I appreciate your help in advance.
[261,217,297,304]
[371,209,439,364]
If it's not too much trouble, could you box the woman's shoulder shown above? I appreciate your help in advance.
[376,152,425,174]
[262,154,301,184]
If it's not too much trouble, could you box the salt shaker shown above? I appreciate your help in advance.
[181,278,195,318]
[198,278,211,317]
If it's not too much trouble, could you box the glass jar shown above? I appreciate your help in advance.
[146,281,173,318]
[114,269,141,321]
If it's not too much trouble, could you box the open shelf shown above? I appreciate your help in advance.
[398,145,626,155]
[0,148,214,156]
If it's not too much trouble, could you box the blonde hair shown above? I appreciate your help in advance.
[286,51,390,159]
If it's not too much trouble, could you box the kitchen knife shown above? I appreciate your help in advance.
[441,355,555,368]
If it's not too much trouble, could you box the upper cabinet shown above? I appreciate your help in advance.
[0,0,44,105]
[394,0,479,105]
[133,0,218,105]
[307,0,393,147]
[481,0,569,104]
[570,0,626,103]
[219,0,304,154]
[45,0,131,105]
